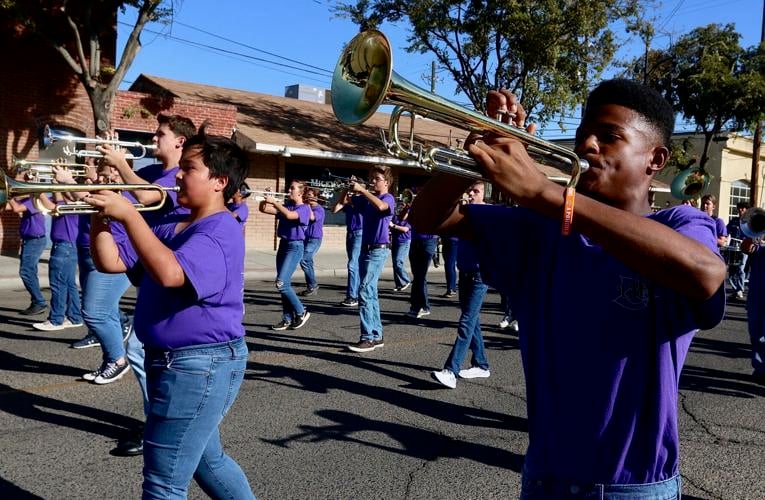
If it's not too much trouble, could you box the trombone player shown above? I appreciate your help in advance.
[410,79,725,498]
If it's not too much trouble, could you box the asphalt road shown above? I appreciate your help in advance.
[0,276,763,499]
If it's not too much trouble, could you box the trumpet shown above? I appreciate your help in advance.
[245,188,287,203]
[13,156,91,182]
[0,174,178,216]
[44,125,157,160]
[331,30,589,186]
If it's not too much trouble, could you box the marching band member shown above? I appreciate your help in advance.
[347,165,394,353]
[87,126,255,499]
[411,79,725,498]
[333,188,364,307]
[299,187,325,297]
[259,180,311,331]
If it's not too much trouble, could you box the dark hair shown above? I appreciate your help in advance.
[183,123,249,201]
[157,114,197,141]
[737,201,751,210]
[584,79,675,148]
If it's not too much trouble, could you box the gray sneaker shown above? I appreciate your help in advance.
[93,362,130,385]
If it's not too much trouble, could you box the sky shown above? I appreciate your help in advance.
[117,0,764,138]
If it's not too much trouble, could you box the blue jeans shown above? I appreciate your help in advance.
[300,237,323,290]
[79,248,130,363]
[345,229,363,300]
[125,322,149,415]
[747,293,765,375]
[409,238,437,312]
[276,239,305,322]
[729,254,748,293]
[520,472,681,499]
[442,239,458,293]
[143,337,254,500]
[48,241,82,325]
[445,271,489,374]
[392,240,411,288]
[20,236,46,307]
[359,247,390,341]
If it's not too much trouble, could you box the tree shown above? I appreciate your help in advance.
[334,0,641,128]
[627,24,764,176]
[0,0,175,135]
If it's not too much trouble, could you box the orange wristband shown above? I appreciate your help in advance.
[561,187,576,236]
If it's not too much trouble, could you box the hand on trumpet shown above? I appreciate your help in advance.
[468,89,551,206]
[82,189,136,223]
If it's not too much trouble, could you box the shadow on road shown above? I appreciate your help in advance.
[263,408,525,471]
[0,476,43,499]
[0,382,141,439]
[680,364,765,398]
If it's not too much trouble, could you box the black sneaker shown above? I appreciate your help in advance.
[298,287,318,297]
[71,333,101,349]
[441,290,457,298]
[290,311,311,330]
[20,303,47,316]
[339,298,359,307]
[348,339,376,353]
[111,424,144,457]
[271,320,291,331]
[93,361,130,385]
[82,362,106,381]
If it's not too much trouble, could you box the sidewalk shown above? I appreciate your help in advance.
[0,247,443,290]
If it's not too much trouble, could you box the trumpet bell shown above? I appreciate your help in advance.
[741,207,765,239]
[670,167,710,200]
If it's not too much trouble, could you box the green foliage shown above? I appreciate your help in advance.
[625,24,765,172]
[334,0,640,128]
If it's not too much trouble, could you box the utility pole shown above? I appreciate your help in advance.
[751,1,765,208]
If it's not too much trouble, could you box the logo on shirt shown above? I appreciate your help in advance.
[613,275,650,311]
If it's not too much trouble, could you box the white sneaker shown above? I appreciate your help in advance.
[458,367,491,379]
[432,369,457,389]
[416,308,431,319]
[736,290,745,299]
[32,320,66,331]
[62,319,84,329]
[508,320,519,332]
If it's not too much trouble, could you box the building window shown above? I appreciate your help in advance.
[729,179,750,218]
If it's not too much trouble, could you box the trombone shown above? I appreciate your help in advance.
[0,174,178,216]
[44,125,157,160]
[331,30,589,186]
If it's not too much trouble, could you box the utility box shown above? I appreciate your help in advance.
[284,84,326,104]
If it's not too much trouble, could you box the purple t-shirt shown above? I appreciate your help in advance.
[305,204,325,239]
[357,193,394,246]
[19,198,45,238]
[137,164,189,224]
[277,202,311,241]
[130,211,245,350]
[712,216,728,239]
[228,202,249,225]
[467,203,725,485]
[392,212,412,244]
[343,198,364,232]
[50,202,78,243]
